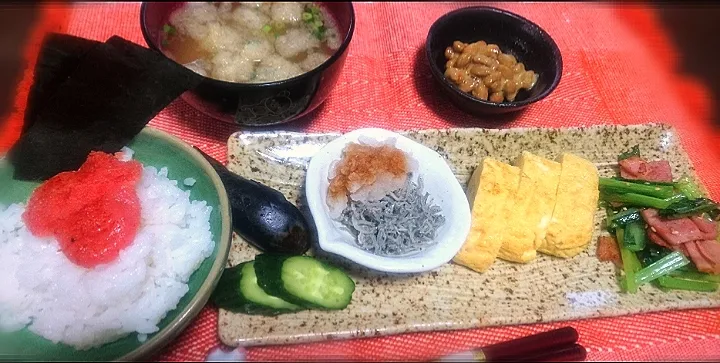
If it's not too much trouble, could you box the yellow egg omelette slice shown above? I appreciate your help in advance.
[497,171,538,263]
[515,151,562,250]
[454,158,520,272]
[540,153,599,258]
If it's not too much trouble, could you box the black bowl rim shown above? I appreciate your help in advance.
[139,1,356,88]
[425,6,563,109]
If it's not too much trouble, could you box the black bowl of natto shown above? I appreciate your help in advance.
[425,6,563,115]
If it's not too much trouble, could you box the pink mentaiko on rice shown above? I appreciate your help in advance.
[0,148,214,350]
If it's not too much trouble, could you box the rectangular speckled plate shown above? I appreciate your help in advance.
[219,123,719,347]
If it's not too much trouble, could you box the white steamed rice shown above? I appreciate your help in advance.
[0,154,214,350]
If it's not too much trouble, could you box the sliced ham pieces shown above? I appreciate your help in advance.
[647,229,676,250]
[641,208,720,274]
[684,241,715,274]
[696,240,720,274]
[619,156,673,183]
[641,209,717,244]
[691,216,717,235]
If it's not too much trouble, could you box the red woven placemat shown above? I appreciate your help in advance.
[3,2,720,362]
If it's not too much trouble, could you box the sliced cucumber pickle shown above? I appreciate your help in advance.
[211,261,301,316]
[255,254,356,310]
[241,262,301,311]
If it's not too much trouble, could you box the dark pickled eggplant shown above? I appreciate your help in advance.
[194,147,311,255]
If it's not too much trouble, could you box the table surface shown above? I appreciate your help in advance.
[3,2,720,362]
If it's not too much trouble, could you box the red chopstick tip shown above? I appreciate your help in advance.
[526,343,587,362]
[483,326,580,362]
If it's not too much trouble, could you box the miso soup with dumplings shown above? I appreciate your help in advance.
[161,2,343,83]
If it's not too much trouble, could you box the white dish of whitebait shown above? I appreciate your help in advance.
[305,128,471,274]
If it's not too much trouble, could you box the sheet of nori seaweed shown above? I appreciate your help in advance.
[22,33,101,135]
[9,35,203,181]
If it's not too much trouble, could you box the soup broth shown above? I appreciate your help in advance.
[162,2,342,83]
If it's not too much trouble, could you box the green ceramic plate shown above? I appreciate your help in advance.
[0,127,232,361]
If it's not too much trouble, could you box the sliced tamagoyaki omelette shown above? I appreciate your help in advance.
[496,171,539,263]
[454,158,521,272]
[454,151,599,271]
[516,151,562,250]
[540,153,600,258]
